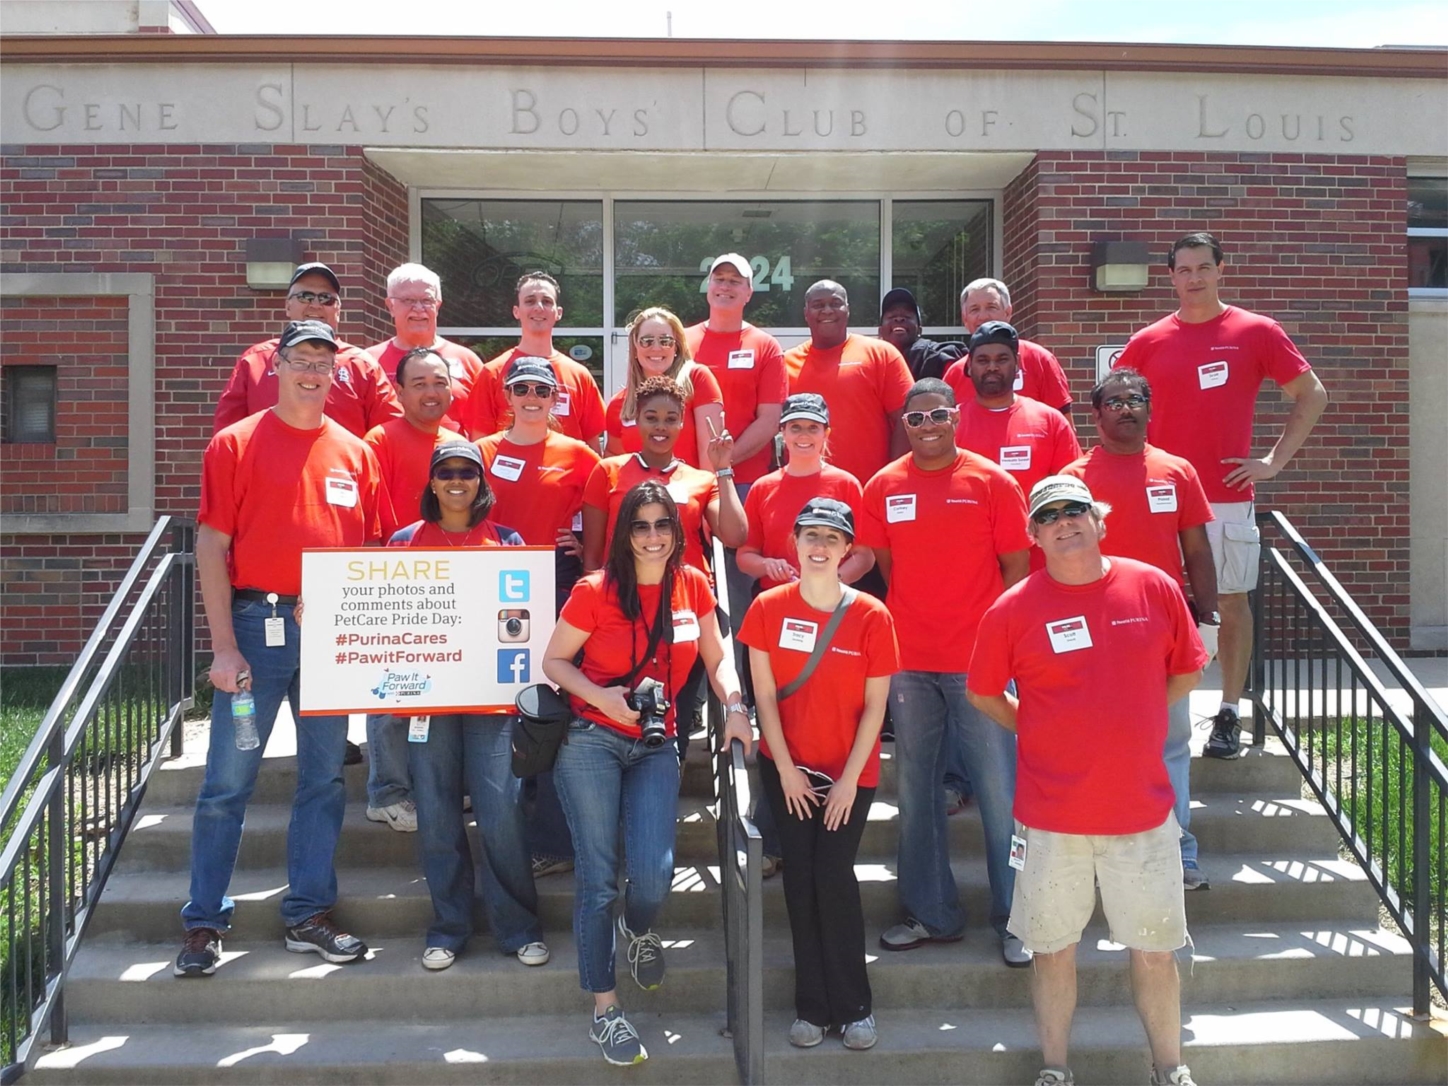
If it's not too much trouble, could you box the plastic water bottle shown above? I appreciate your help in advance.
[232,684,259,751]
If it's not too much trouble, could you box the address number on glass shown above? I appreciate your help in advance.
[699,255,795,293]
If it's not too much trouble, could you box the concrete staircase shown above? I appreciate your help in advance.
[30,723,1448,1085]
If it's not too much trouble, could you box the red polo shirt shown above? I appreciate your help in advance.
[686,322,787,484]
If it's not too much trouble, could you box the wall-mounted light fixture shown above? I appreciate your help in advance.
[245,237,305,290]
[1090,240,1152,293]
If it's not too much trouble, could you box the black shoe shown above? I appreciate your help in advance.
[1203,707,1242,759]
[285,911,367,963]
[344,740,364,766]
[173,927,221,977]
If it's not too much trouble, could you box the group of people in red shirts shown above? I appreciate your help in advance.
[183,234,1326,1082]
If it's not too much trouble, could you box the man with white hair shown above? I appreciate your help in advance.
[366,262,485,437]
[946,278,1073,419]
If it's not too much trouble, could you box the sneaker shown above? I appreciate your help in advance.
[531,854,574,878]
[173,927,221,977]
[618,915,666,990]
[879,918,963,951]
[344,740,364,765]
[421,946,455,971]
[1182,860,1210,891]
[1151,1065,1198,1086]
[1203,706,1242,759]
[284,911,367,963]
[590,1004,648,1066]
[944,787,971,816]
[841,1014,878,1050]
[761,854,783,879]
[1035,1069,1074,1086]
[788,1018,825,1048]
[1001,934,1033,968]
[366,800,417,832]
[516,941,550,967]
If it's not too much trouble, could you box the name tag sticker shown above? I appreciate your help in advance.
[672,609,701,643]
[885,493,917,523]
[324,476,358,508]
[1198,360,1229,389]
[666,481,692,504]
[1000,445,1032,472]
[727,349,755,370]
[446,358,464,379]
[264,617,285,647]
[491,454,526,482]
[553,390,571,417]
[1146,484,1178,513]
[408,715,431,743]
[1046,615,1094,654]
[622,417,638,428]
[779,617,819,653]
[571,511,583,532]
[1009,833,1028,871]
[1012,370,1024,392]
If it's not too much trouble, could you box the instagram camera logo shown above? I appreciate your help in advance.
[497,648,531,684]
[499,570,530,603]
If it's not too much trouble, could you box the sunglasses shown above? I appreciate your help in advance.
[433,467,481,482]
[507,382,555,398]
[287,290,339,306]
[1101,394,1149,412]
[1032,501,1092,526]
[629,518,675,536]
[635,335,676,348]
[902,407,955,428]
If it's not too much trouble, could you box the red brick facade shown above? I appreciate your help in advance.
[0,144,1413,662]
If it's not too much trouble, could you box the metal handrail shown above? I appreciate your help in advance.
[1250,511,1445,1017]
[1,519,194,1082]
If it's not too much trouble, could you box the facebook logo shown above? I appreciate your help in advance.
[497,648,530,684]
[499,570,530,602]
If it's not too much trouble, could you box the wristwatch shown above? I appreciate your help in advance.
[725,699,748,716]
[715,467,735,480]
[1200,611,1221,626]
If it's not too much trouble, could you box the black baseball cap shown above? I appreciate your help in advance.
[430,441,484,473]
[288,262,341,293]
[780,393,830,426]
[504,356,559,388]
[794,497,855,541]
[880,287,921,320]
[278,319,337,351]
[968,320,1019,356]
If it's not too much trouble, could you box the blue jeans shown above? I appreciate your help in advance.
[1166,697,1198,865]
[553,718,680,993]
[183,600,348,931]
[366,713,411,808]
[891,670,1017,939]
[407,714,542,953]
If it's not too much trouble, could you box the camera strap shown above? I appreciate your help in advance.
[600,573,671,692]
[777,586,857,701]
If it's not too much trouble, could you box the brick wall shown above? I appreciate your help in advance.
[1002,151,1411,641]
[0,144,410,665]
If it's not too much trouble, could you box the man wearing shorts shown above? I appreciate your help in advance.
[1115,232,1327,758]
[968,475,1208,1086]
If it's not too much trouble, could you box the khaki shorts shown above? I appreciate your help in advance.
[1205,500,1260,594]
[1008,813,1187,955]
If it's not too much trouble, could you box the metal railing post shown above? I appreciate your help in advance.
[44,731,65,1048]
[1411,688,1431,1019]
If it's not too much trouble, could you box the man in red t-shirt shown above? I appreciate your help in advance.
[1062,368,1219,891]
[967,475,1207,1086]
[365,263,485,437]
[179,319,384,981]
[857,377,1032,966]
[466,272,606,447]
[958,277,1073,419]
[214,262,401,438]
[784,281,914,486]
[1115,232,1328,760]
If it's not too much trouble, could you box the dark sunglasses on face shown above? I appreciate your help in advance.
[1102,394,1149,412]
[635,335,676,348]
[508,382,555,398]
[287,290,339,306]
[1032,501,1092,526]
[902,407,955,428]
[433,468,481,482]
[629,518,675,536]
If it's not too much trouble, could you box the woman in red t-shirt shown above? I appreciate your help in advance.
[737,392,875,592]
[739,497,900,1052]
[542,480,751,1066]
[386,442,548,973]
[604,306,725,468]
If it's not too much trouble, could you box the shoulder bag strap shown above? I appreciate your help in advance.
[777,586,857,701]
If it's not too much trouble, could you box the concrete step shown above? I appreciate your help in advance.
[88,850,1381,943]
[30,999,1447,1085]
[65,921,1416,1025]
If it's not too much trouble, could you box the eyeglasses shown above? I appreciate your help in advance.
[1032,501,1092,526]
[287,290,339,306]
[390,296,439,310]
[635,335,676,349]
[902,407,955,428]
[1101,394,1149,412]
[433,467,481,482]
[277,353,335,375]
[507,382,555,398]
[629,518,675,536]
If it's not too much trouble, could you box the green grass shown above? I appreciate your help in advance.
[0,667,66,800]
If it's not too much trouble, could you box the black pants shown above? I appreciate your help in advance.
[759,755,875,1028]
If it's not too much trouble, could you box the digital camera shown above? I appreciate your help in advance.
[498,608,530,643]
[627,677,670,749]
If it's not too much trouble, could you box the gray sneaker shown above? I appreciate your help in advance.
[1151,1065,1198,1086]
[1182,861,1210,891]
[1035,1069,1074,1086]
[841,1014,878,1050]
[590,1004,647,1066]
[789,1018,824,1048]
[618,915,665,990]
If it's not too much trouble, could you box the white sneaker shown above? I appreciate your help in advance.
[516,941,550,967]
[366,800,417,832]
[421,946,455,971]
